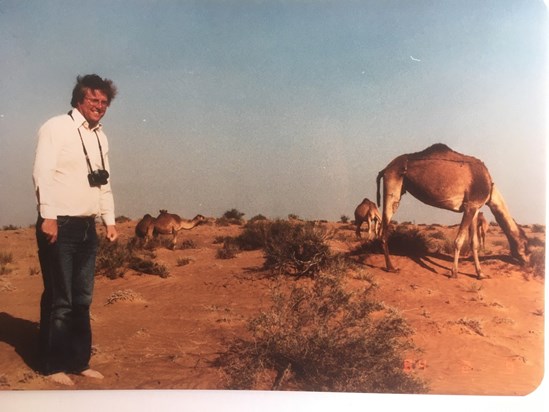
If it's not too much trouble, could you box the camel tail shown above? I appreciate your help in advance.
[376,170,384,207]
[486,185,529,264]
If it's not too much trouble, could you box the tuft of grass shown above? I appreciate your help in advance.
[105,289,142,305]
[214,270,428,393]
[456,318,484,336]
[177,257,193,266]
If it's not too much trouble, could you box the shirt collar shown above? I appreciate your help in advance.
[71,109,102,131]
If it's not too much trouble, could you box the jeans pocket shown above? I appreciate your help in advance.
[57,216,71,228]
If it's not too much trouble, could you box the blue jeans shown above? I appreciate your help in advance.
[36,215,98,375]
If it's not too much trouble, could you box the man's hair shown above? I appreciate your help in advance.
[70,74,118,107]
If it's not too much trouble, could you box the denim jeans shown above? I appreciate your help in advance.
[36,215,98,375]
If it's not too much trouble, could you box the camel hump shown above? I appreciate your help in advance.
[409,143,484,165]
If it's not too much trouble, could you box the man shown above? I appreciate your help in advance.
[33,74,118,386]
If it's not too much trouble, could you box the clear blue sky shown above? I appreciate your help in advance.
[0,0,546,227]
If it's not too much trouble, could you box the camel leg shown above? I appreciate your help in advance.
[171,229,178,250]
[469,213,486,279]
[450,208,477,278]
[355,219,363,238]
[366,217,373,238]
[381,190,401,273]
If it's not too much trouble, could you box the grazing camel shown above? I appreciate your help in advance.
[354,198,381,239]
[135,213,156,240]
[376,143,529,279]
[477,211,489,251]
[152,210,206,248]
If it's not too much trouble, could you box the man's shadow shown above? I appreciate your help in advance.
[0,312,40,371]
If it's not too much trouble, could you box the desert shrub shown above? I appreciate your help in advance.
[220,209,245,225]
[249,214,268,223]
[287,213,300,221]
[0,252,13,265]
[235,219,271,251]
[216,238,240,259]
[340,215,350,224]
[95,239,134,279]
[179,239,197,250]
[215,271,428,393]
[351,225,433,258]
[177,257,193,266]
[528,247,545,278]
[128,256,169,278]
[96,238,169,279]
[531,224,545,234]
[2,225,19,231]
[262,220,332,278]
[528,237,545,248]
[115,215,132,223]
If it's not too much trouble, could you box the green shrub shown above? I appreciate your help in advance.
[214,271,428,393]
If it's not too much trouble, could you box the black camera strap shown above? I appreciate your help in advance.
[68,111,106,173]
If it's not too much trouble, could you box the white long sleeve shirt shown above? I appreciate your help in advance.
[33,108,116,225]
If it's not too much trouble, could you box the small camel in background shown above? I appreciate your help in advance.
[354,198,381,239]
[154,210,206,248]
[477,211,489,251]
[135,210,206,248]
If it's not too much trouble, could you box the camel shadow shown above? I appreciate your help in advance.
[0,312,40,371]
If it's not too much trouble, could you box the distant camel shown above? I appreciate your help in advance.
[477,211,489,251]
[135,213,156,240]
[152,210,206,248]
[354,198,381,239]
[376,143,529,279]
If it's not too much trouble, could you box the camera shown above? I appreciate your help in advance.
[88,169,109,187]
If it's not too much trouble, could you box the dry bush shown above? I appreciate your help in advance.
[527,247,545,279]
[216,209,245,226]
[351,224,432,258]
[262,220,332,278]
[0,251,13,276]
[179,239,197,250]
[177,257,193,266]
[96,238,169,279]
[105,289,142,305]
[214,270,428,393]
[216,238,240,259]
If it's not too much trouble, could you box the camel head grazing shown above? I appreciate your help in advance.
[135,213,156,240]
[376,143,529,279]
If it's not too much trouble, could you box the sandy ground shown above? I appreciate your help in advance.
[0,218,544,400]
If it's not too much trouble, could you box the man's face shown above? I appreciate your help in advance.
[76,88,109,128]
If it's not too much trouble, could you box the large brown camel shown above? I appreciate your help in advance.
[152,210,206,248]
[376,143,529,279]
[477,211,489,251]
[354,198,381,239]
